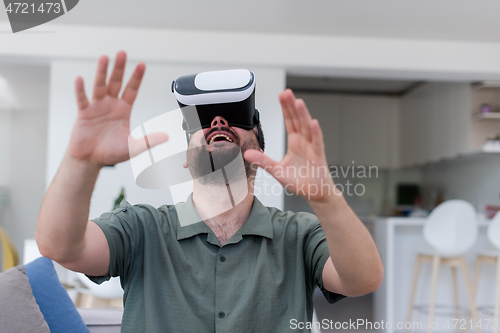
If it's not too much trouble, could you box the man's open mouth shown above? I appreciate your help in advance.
[206,131,236,145]
[209,134,233,144]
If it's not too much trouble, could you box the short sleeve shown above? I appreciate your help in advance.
[304,221,346,304]
[86,200,142,286]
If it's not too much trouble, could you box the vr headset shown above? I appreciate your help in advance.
[172,69,263,150]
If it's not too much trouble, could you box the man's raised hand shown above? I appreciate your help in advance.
[244,89,337,203]
[68,51,168,167]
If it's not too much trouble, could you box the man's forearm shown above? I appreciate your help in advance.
[309,194,383,295]
[36,153,101,263]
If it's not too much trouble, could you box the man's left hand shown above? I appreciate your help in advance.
[244,89,337,204]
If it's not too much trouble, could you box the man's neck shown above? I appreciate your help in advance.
[192,181,254,246]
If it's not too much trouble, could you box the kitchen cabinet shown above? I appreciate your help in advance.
[296,92,400,168]
[294,93,342,164]
[339,95,399,168]
[296,82,500,169]
[400,82,500,167]
[470,82,500,152]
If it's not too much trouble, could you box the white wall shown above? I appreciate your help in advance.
[0,63,50,260]
[4,110,48,259]
[0,110,12,187]
[48,59,286,219]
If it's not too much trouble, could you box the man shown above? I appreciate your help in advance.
[36,51,383,332]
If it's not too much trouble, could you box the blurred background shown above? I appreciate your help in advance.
[1,1,500,331]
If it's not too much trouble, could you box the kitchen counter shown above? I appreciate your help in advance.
[371,217,494,333]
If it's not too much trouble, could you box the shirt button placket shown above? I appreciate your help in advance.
[215,249,228,331]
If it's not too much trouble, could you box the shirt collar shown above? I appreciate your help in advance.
[175,193,273,242]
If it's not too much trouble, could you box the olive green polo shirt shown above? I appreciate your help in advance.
[89,195,345,333]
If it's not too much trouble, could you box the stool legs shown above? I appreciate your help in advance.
[469,258,484,333]
[428,255,441,333]
[495,258,500,333]
[471,255,500,333]
[451,267,460,333]
[407,255,424,333]
[458,257,481,333]
[407,255,480,333]
[471,258,483,304]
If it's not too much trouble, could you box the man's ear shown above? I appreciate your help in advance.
[183,161,188,169]
[260,149,263,153]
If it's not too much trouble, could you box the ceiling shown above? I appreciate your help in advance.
[1,0,500,43]
[1,1,498,92]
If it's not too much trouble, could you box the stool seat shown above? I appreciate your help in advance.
[477,249,500,257]
[407,200,480,333]
[417,247,469,258]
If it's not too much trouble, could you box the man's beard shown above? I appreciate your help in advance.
[186,127,259,186]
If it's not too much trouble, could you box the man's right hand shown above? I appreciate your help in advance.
[37,51,168,277]
[69,51,168,167]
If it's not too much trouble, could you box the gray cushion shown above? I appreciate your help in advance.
[0,265,50,333]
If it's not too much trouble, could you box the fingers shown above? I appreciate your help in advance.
[90,52,145,105]
[107,51,127,98]
[281,89,302,135]
[279,90,298,134]
[145,131,169,148]
[92,55,109,100]
[296,98,312,142]
[310,119,325,156]
[243,149,280,179]
[74,76,89,110]
[280,89,313,141]
[121,62,146,105]
[128,131,169,158]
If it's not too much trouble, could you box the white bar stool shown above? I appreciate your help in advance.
[406,200,481,333]
[472,211,500,333]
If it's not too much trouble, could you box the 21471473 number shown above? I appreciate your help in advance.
[444,319,499,330]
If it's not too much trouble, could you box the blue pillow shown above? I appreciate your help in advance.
[24,257,90,333]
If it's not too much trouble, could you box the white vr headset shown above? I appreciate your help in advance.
[172,69,263,150]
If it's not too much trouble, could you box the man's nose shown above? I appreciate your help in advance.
[210,116,228,128]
